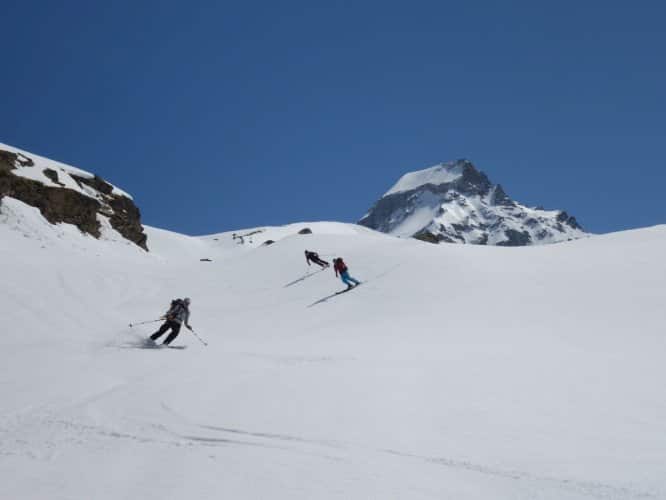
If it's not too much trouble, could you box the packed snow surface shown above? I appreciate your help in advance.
[1,198,665,499]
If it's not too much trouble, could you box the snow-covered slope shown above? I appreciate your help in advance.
[360,160,587,245]
[1,199,665,500]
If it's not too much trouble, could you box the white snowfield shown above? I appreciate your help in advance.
[1,197,665,500]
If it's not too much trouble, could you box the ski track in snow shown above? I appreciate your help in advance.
[1,403,656,500]
[3,374,658,500]
[381,450,656,500]
[308,261,403,306]
[283,267,328,287]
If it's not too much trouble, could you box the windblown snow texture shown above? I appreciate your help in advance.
[359,160,587,245]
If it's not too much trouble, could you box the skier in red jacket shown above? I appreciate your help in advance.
[333,257,361,290]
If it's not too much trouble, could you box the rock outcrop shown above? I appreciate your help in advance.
[0,144,148,250]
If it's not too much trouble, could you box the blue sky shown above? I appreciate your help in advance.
[3,1,665,235]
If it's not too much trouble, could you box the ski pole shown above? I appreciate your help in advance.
[129,319,162,328]
[188,328,208,346]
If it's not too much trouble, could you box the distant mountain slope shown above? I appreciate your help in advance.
[359,160,587,246]
[0,143,147,249]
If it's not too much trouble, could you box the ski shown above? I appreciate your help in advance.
[143,340,186,350]
[338,282,362,294]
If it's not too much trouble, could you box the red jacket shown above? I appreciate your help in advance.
[334,259,348,276]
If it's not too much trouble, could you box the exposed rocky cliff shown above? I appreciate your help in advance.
[0,144,148,250]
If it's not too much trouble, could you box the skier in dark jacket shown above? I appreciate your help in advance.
[305,250,329,269]
[333,257,361,289]
[150,297,192,346]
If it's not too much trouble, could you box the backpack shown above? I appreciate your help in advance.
[167,299,185,320]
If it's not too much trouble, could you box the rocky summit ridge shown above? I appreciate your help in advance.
[359,160,586,246]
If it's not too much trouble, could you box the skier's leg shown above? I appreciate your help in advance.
[349,275,361,285]
[163,322,182,345]
[150,322,170,341]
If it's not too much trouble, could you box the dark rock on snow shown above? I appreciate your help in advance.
[0,147,148,250]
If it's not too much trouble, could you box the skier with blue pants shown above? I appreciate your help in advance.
[333,257,361,290]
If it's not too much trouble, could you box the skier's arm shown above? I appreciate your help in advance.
[184,310,192,330]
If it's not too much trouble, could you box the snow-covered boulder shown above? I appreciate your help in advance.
[0,143,147,250]
[359,159,587,245]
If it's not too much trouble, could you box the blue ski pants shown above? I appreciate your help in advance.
[340,270,360,287]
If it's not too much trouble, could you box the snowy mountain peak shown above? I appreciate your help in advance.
[360,160,587,246]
